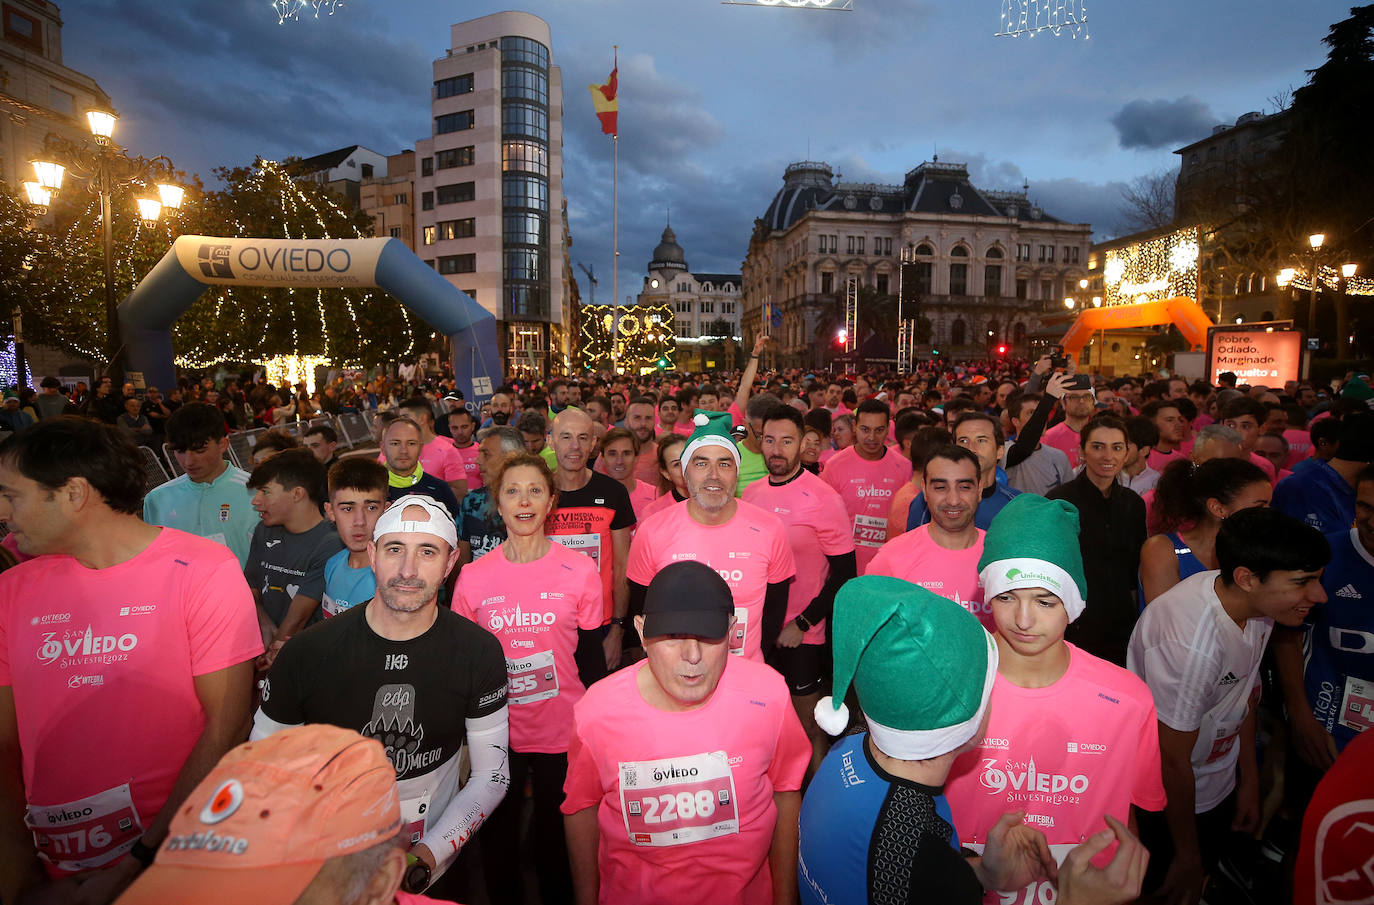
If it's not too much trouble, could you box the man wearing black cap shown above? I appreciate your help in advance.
[562,561,810,905]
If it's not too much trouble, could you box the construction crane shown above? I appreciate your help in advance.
[577,262,597,306]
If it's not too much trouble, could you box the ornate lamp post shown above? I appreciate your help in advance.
[24,108,183,382]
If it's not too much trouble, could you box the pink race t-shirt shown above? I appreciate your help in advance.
[640,491,681,521]
[561,657,810,905]
[944,644,1166,905]
[1041,421,1082,469]
[1282,428,1313,469]
[864,525,989,629]
[1249,451,1278,485]
[0,529,263,876]
[628,479,661,522]
[820,446,913,572]
[421,435,467,485]
[742,470,855,645]
[1146,446,1188,474]
[627,500,795,661]
[454,541,603,754]
[451,440,482,489]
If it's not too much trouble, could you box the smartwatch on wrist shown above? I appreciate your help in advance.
[794,613,813,633]
[609,616,629,628]
[403,853,432,893]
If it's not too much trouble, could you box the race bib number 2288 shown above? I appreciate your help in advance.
[618,751,739,847]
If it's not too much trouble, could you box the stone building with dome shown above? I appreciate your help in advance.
[742,159,1094,368]
[637,224,744,371]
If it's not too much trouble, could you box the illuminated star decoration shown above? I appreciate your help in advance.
[996,0,1088,38]
[578,304,676,372]
[274,0,344,25]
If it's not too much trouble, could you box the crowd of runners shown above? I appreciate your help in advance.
[0,336,1369,905]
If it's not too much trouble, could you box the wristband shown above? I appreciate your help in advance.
[609,616,629,628]
[129,838,157,868]
[794,614,813,633]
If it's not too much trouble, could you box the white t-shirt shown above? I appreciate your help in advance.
[1127,570,1271,811]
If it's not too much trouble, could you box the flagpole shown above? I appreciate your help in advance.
[610,45,620,377]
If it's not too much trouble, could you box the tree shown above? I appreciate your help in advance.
[1117,168,1176,234]
[18,157,418,368]
[0,182,45,341]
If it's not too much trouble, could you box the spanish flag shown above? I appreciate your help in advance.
[589,65,618,137]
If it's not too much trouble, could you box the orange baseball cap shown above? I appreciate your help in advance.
[115,725,402,905]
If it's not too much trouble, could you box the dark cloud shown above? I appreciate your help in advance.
[1110,96,1219,150]
[62,0,430,174]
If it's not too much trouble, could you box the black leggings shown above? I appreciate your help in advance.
[481,750,573,905]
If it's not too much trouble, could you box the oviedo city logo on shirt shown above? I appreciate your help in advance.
[854,484,893,500]
[979,757,1089,803]
[482,597,559,634]
[36,625,138,669]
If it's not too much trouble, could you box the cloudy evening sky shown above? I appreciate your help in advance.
[65,0,1353,302]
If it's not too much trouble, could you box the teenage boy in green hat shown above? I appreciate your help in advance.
[798,576,1149,905]
[944,494,1166,905]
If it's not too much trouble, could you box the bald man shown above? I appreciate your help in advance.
[544,408,637,670]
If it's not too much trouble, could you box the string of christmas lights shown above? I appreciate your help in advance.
[1284,264,1374,297]
[996,0,1088,38]
[274,0,343,25]
[578,304,676,372]
[1099,228,1199,307]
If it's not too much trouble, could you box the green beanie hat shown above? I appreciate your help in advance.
[977,494,1087,622]
[681,409,739,474]
[814,576,998,760]
[1342,377,1374,401]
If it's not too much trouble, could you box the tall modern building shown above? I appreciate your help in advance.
[414,11,568,378]
[0,0,111,189]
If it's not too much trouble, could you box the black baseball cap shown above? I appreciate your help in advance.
[642,561,734,640]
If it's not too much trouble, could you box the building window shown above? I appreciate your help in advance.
[421,192,434,211]
[499,36,549,68]
[423,225,436,246]
[877,237,892,256]
[1041,279,1053,300]
[424,259,435,269]
[503,212,545,246]
[951,246,969,257]
[914,243,934,256]
[502,174,548,211]
[915,262,932,295]
[501,66,548,103]
[506,286,548,319]
[856,237,865,255]
[389,227,402,238]
[1016,243,1031,262]
[1038,245,1054,263]
[436,254,476,274]
[723,302,735,314]
[421,157,433,177]
[436,147,475,169]
[360,163,373,178]
[436,218,477,241]
[1065,246,1080,264]
[986,246,1004,259]
[504,248,545,281]
[876,275,889,296]
[502,140,548,176]
[502,102,548,141]
[950,263,968,295]
[435,111,475,134]
[435,74,474,98]
[701,302,714,314]
[847,236,856,255]
[983,265,1001,298]
[392,193,407,205]
[4,5,41,51]
[436,182,475,205]
[821,272,835,295]
[1016,279,1027,300]
[951,319,967,346]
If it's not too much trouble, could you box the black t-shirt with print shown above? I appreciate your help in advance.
[260,603,507,783]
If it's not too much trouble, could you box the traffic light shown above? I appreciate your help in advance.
[996,344,1008,357]
[835,328,848,346]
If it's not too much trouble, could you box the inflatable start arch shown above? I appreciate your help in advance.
[117,235,499,410]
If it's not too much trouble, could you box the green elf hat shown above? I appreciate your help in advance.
[681,409,739,474]
[977,494,1088,622]
[814,576,999,760]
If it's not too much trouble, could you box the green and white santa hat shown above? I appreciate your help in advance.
[814,576,999,760]
[977,494,1088,622]
[681,409,739,474]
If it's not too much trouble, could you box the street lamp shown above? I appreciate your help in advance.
[28,107,183,381]
[1064,297,1075,309]
[1343,263,1359,280]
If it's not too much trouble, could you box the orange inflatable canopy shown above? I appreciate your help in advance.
[1061,297,1212,355]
